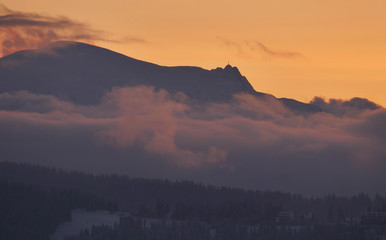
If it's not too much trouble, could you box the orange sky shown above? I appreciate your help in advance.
[2,0,386,106]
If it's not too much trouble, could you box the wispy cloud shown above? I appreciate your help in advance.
[218,37,304,60]
[0,4,146,57]
[119,36,148,44]
[217,37,251,59]
[246,41,304,59]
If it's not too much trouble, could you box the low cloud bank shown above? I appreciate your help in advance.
[0,87,385,195]
[310,96,381,117]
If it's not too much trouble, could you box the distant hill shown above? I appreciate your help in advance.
[0,41,322,113]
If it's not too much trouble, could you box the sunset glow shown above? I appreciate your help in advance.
[1,0,385,106]
[2,2,386,238]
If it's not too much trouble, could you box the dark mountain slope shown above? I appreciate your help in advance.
[0,41,321,112]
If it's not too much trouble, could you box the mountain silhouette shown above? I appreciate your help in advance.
[0,41,321,113]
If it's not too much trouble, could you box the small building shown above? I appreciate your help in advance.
[361,212,386,226]
[275,211,314,231]
[361,212,386,240]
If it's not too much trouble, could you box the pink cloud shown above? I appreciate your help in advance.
[0,87,385,195]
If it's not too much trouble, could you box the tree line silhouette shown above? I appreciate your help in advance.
[64,215,367,240]
[0,180,116,240]
[0,161,385,240]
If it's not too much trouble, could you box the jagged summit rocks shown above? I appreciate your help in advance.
[224,64,240,73]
